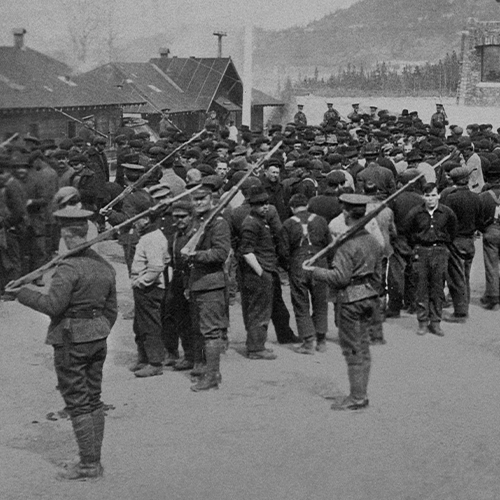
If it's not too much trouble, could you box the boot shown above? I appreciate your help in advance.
[429,322,444,337]
[173,358,194,371]
[190,362,206,377]
[191,339,221,392]
[417,321,428,336]
[294,338,315,355]
[331,364,368,411]
[134,364,163,377]
[316,333,327,353]
[91,408,105,464]
[58,414,103,480]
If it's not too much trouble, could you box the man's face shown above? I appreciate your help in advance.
[423,188,439,210]
[57,158,69,175]
[265,166,280,183]
[71,162,85,173]
[14,167,28,181]
[193,192,213,214]
[215,162,228,178]
[97,143,105,152]
[216,148,228,159]
[172,210,193,231]
[252,202,269,217]
[293,143,302,153]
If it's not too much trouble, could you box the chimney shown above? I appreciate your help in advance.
[13,28,27,49]
[159,47,170,58]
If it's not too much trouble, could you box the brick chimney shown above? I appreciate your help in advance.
[159,47,170,58]
[13,28,26,49]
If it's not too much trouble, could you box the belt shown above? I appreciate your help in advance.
[416,243,446,248]
[64,308,103,319]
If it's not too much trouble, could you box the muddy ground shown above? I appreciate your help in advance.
[1,239,500,500]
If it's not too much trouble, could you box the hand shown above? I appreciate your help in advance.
[302,264,316,273]
[99,207,111,217]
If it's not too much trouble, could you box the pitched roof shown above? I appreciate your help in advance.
[76,62,205,115]
[151,57,240,110]
[252,88,284,107]
[0,46,144,111]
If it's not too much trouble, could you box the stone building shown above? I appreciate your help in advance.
[459,19,500,106]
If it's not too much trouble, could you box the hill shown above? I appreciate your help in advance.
[253,0,500,90]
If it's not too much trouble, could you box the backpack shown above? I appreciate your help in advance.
[291,214,317,256]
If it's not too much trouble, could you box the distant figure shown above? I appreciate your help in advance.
[322,102,340,127]
[294,104,307,127]
[347,103,361,121]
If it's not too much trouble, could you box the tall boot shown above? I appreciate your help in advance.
[91,407,105,464]
[190,335,206,377]
[331,364,369,411]
[58,413,103,480]
[361,360,371,398]
[191,339,221,392]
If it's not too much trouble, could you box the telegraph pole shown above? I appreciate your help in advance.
[213,31,227,58]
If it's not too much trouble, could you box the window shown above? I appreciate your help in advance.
[481,45,500,82]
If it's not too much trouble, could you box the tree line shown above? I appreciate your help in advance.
[295,52,461,96]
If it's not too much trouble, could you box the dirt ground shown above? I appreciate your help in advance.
[1,239,500,500]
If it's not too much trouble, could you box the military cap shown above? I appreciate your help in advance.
[92,136,107,146]
[450,166,470,182]
[149,184,171,199]
[215,141,229,150]
[266,157,283,169]
[352,102,360,107]
[248,185,269,204]
[184,148,201,160]
[467,123,480,130]
[369,105,378,110]
[339,193,371,206]
[192,175,223,196]
[122,152,140,164]
[171,200,194,213]
[123,163,145,171]
[298,104,304,108]
[68,153,88,165]
[53,206,93,226]
[53,186,80,207]
[72,137,85,146]
[148,146,165,156]
[56,137,76,154]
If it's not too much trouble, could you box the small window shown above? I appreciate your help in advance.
[67,121,76,138]
[481,45,500,82]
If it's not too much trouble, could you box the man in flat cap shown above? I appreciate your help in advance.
[440,167,483,323]
[304,194,382,410]
[181,176,231,391]
[6,207,117,480]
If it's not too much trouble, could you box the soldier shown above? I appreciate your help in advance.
[5,207,117,480]
[280,194,331,354]
[294,104,307,127]
[181,176,231,391]
[347,103,361,121]
[322,102,340,127]
[303,194,382,410]
[402,183,458,336]
[430,103,448,138]
[356,143,396,197]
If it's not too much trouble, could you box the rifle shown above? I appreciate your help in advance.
[5,185,201,290]
[53,108,109,140]
[181,140,283,256]
[303,153,453,269]
[100,129,206,215]
[0,133,19,149]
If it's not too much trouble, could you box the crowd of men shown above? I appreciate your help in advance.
[2,101,500,478]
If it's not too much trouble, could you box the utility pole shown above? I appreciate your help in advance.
[213,31,227,58]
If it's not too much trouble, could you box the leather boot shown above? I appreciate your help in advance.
[429,321,444,337]
[190,362,206,377]
[361,360,371,397]
[294,337,315,355]
[58,414,103,480]
[191,339,221,392]
[91,408,105,464]
[347,364,367,401]
[417,321,428,335]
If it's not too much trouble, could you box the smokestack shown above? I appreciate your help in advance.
[13,28,26,49]
[159,47,170,58]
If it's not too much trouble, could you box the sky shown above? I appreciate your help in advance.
[0,0,358,49]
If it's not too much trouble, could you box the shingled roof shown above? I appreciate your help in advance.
[0,45,144,111]
[75,62,203,115]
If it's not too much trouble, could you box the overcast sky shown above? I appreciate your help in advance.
[0,0,358,49]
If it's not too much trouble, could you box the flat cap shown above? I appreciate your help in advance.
[449,166,470,181]
[248,185,269,204]
[339,193,371,206]
[122,163,145,171]
[149,184,172,199]
[53,186,80,207]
